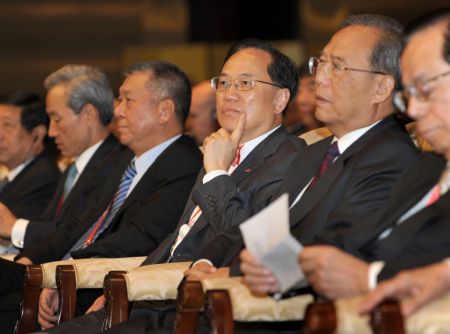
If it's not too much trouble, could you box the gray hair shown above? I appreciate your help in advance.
[341,14,404,89]
[44,64,114,125]
[124,61,191,126]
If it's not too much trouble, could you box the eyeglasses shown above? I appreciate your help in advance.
[393,69,450,113]
[308,57,388,77]
[210,75,283,92]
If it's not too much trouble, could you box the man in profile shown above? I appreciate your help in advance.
[0,64,121,250]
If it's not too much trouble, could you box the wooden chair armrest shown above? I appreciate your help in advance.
[102,271,129,330]
[101,261,191,330]
[174,280,205,334]
[15,265,43,334]
[304,296,407,334]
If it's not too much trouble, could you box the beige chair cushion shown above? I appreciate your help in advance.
[0,254,16,261]
[299,127,332,145]
[333,292,450,334]
[125,262,192,301]
[41,257,146,289]
[201,277,313,322]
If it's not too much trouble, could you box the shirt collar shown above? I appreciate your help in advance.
[333,120,381,155]
[133,134,181,176]
[239,125,281,164]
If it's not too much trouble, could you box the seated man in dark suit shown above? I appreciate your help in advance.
[187,14,419,282]
[0,64,121,250]
[42,38,306,333]
[0,60,203,333]
[242,9,450,302]
[0,91,60,228]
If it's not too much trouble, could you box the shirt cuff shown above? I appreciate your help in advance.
[203,170,228,184]
[11,218,30,249]
[192,258,214,268]
[368,261,385,290]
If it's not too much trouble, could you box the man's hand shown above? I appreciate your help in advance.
[0,202,17,238]
[184,262,230,281]
[16,256,33,265]
[38,288,59,330]
[86,295,106,314]
[203,113,246,172]
[240,249,279,294]
[300,245,369,299]
[359,261,450,316]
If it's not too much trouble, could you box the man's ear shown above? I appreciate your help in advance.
[373,75,395,104]
[31,125,46,144]
[157,98,176,123]
[80,103,98,124]
[273,88,290,115]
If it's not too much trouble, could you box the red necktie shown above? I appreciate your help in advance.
[232,144,244,167]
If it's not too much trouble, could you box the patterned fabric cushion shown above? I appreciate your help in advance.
[41,257,146,288]
[201,277,313,321]
[125,261,192,301]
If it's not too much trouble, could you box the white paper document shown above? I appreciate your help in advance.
[239,193,305,292]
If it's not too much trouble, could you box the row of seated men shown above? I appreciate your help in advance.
[0,9,448,334]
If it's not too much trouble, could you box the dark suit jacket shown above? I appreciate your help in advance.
[0,152,60,220]
[198,116,419,269]
[24,134,122,247]
[142,127,305,265]
[328,153,450,281]
[18,135,202,264]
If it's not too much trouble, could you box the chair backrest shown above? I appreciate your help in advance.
[300,123,432,152]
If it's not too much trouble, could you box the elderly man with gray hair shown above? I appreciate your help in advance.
[0,64,121,251]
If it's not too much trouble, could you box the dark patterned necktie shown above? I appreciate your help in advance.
[309,141,340,188]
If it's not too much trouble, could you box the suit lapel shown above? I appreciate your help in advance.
[59,135,118,218]
[373,155,447,259]
[228,127,289,185]
[282,137,332,206]
[377,190,450,260]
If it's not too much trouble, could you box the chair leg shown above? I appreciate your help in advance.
[174,280,205,334]
[14,265,43,334]
[205,289,234,334]
[303,301,337,334]
[101,271,128,332]
[370,300,405,334]
[56,265,77,324]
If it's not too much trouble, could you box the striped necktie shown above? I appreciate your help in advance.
[65,161,137,257]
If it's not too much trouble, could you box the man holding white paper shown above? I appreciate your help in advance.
[186,13,418,284]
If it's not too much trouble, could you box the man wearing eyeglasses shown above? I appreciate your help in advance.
[41,39,305,334]
[242,11,450,302]
[355,9,450,315]
[189,14,419,284]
